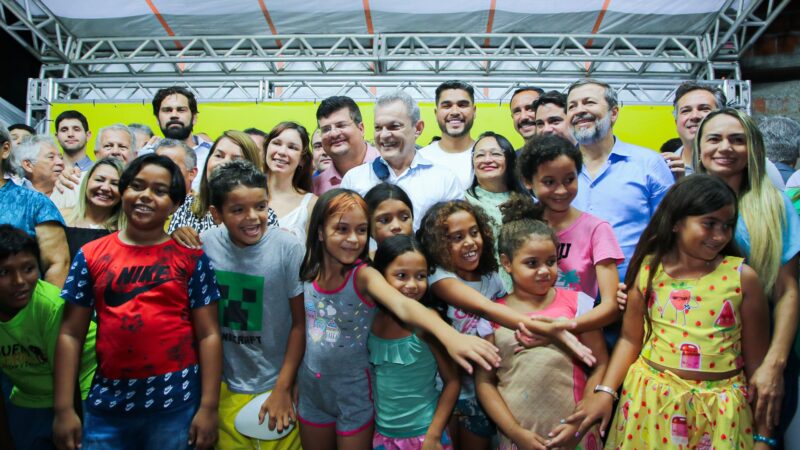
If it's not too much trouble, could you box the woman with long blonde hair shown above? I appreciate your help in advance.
[694,108,800,433]
[65,158,125,259]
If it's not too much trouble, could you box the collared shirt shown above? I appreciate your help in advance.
[313,143,380,195]
[0,177,64,236]
[191,136,213,192]
[341,151,463,230]
[74,156,94,172]
[572,137,674,279]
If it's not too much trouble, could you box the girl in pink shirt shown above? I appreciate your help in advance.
[518,134,624,333]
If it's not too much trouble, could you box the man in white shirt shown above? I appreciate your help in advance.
[341,91,463,230]
[419,81,477,190]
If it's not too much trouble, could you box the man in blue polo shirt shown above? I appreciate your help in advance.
[566,78,674,280]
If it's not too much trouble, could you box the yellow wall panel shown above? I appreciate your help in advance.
[50,102,678,158]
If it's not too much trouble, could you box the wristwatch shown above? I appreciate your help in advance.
[593,384,619,400]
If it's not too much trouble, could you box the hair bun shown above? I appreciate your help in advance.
[500,193,543,225]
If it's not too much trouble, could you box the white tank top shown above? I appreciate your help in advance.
[280,193,313,243]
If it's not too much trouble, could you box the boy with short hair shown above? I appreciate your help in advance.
[53,154,222,450]
[202,160,305,449]
[0,225,96,450]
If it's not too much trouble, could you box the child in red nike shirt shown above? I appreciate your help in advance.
[53,154,223,450]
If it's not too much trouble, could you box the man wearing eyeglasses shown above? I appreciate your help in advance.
[313,96,380,195]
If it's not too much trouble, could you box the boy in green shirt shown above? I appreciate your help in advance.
[0,225,96,449]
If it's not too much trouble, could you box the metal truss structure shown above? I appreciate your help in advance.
[0,0,787,126]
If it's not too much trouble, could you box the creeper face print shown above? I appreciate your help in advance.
[215,271,264,331]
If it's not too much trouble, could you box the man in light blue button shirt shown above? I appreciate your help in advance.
[566,79,674,279]
[341,91,463,230]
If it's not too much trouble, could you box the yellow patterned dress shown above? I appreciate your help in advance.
[605,256,754,449]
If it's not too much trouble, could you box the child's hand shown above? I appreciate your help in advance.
[445,334,499,374]
[512,429,550,450]
[546,419,582,449]
[547,323,596,367]
[514,321,552,351]
[421,431,444,450]
[171,226,202,249]
[53,409,82,450]
[616,282,628,310]
[563,392,614,439]
[188,405,218,450]
[259,388,296,433]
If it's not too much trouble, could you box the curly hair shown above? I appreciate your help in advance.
[417,200,498,276]
[497,193,551,260]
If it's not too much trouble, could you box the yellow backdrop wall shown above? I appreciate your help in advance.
[50,102,678,158]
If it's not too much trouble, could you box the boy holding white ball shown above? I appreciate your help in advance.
[201,160,305,450]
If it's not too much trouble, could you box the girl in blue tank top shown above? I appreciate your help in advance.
[369,235,459,450]
[297,189,500,450]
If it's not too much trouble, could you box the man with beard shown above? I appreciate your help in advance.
[566,78,673,279]
[509,86,543,146]
[141,87,211,192]
[420,80,477,190]
[54,111,93,172]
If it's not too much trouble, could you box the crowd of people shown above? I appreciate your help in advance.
[0,78,799,450]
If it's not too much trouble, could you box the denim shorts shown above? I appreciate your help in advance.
[82,401,198,450]
[454,397,496,439]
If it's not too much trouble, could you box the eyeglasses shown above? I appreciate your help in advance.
[320,121,354,136]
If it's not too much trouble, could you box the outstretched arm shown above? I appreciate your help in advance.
[432,278,595,366]
[358,266,499,373]
[571,260,622,333]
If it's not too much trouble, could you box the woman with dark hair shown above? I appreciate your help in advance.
[465,131,524,290]
[264,122,317,243]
